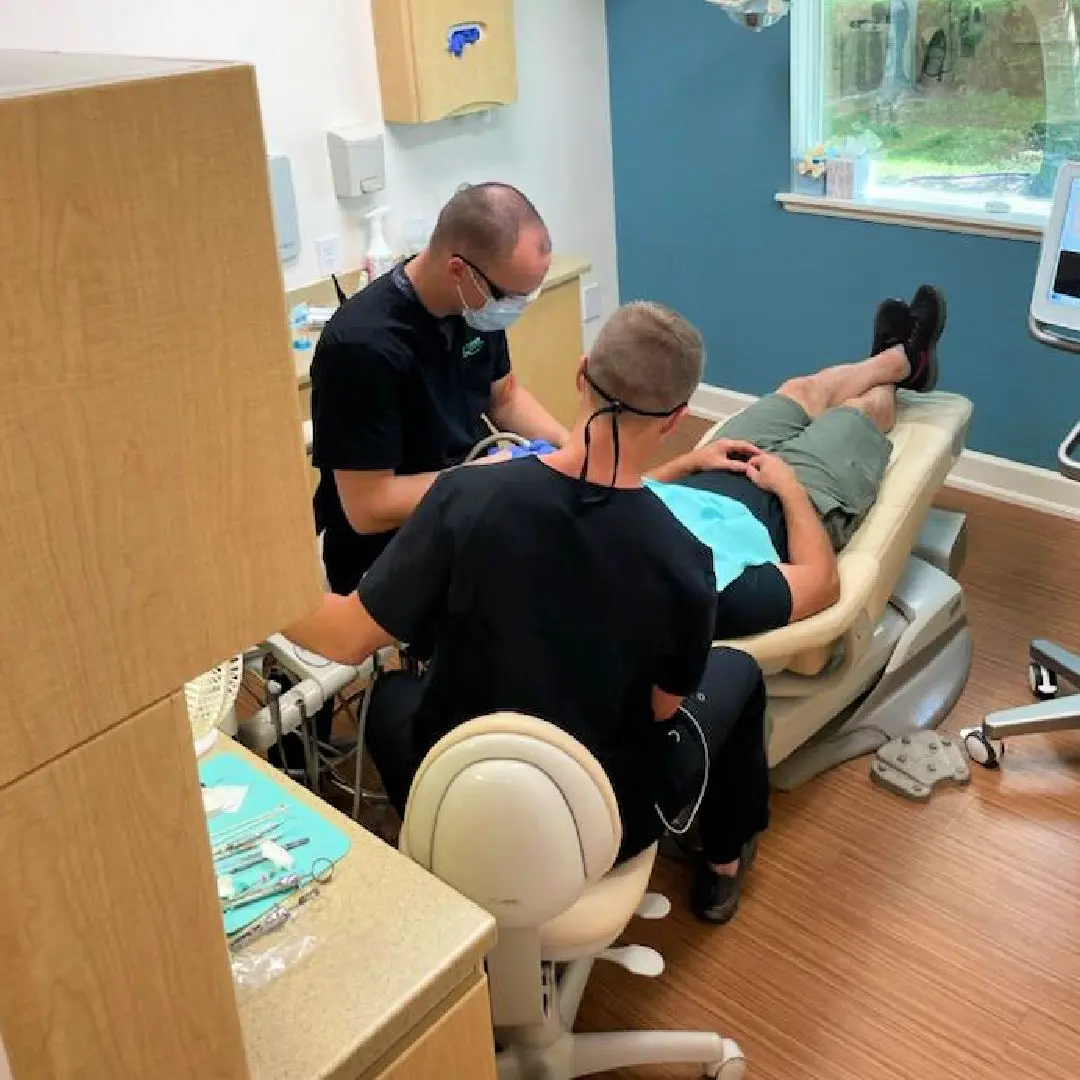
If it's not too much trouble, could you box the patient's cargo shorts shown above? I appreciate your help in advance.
[715,393,892,550]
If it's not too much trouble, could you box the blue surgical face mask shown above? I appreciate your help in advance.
[458,274,539,333]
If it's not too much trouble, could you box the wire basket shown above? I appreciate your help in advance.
[185,655,244,757]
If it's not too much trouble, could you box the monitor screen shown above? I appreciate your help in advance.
[1049,177,1080,309]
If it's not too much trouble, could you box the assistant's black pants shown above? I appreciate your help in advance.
[364,647,770,868]
[646,646,770,865]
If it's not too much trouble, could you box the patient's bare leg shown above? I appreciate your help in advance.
[841,384,897,434]
[778,346,908,419]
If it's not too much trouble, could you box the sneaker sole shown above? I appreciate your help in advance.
[917,286,946,392]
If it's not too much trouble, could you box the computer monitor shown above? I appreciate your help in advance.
[1031,162,1080,336]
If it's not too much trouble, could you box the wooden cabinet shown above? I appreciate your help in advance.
[368,975,497,1080]
[372,0,517,123]
[0,50,324,1080]
[0,52,323,789]
[0,694,248,1080]
[507,275,587,432]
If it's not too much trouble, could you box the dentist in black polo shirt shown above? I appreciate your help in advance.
[310,182,570,595]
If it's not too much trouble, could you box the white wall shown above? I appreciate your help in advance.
[0,0,619,340]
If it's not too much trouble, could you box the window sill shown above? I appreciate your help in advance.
[775,191,1044,243]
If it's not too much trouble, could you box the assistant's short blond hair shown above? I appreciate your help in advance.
[586,301,705,415]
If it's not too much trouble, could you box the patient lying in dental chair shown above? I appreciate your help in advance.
[646,285,947,639]
[504,286,946,640]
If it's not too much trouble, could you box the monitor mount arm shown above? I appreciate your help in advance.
[1058,418,1080,482]
[1027,313,1080,481]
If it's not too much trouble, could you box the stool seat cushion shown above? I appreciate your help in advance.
[539,844,658,961]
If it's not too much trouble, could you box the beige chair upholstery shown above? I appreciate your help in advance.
[700,389,972,678]
[400,713,747,1080]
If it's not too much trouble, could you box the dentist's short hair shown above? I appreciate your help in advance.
[587,301,705,416]
[430,182,551,264]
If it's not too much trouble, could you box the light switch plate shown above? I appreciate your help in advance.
[582,282,602,323]
[315,235,341,277]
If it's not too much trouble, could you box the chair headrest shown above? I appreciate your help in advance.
[400,714,623,927]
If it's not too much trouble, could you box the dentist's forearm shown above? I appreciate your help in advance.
[491,381,569,447]
[336,470,439,534]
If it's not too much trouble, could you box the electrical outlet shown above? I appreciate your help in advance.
[582,282,602,323]
[314,234,341,277]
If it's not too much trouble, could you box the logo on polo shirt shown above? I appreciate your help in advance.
[461,337,484,361]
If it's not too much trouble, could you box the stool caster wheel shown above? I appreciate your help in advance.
[704,1040,746,1080]
[962,727,1001,769]
[1029,662,1059,700]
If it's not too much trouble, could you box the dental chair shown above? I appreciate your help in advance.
[399,712,747,1080]
[698,390,975,788]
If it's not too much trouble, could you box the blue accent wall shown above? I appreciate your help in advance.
[606,0,1074,468]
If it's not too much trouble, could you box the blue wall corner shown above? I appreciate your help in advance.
[606,0,1071,468]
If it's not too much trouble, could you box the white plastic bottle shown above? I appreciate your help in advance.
[363,206,395,280]
[403,214,430,256]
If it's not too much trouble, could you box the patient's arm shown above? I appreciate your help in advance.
[747,454,840,622]
[283,593,396,666]
[776,485,841,621]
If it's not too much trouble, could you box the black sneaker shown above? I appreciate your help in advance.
[898,285,947,392]
[872,297,911,356]
[690,835,760,925]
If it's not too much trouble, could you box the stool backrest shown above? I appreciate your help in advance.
[400,713,621,929]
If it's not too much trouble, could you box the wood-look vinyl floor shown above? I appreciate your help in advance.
[576,480,1080,1079]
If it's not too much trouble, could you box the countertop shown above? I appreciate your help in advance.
[292,254,592,390]
[220,741,497,1080]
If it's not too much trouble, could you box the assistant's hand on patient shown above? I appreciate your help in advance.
[646,437,761,484]
[692,437,761,474]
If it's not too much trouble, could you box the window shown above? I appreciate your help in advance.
[790,0,1080,226]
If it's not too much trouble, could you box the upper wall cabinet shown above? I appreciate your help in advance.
[0,51,323,787]
[372,0,518,124]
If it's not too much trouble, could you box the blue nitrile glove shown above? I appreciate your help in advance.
[487,439,558,460]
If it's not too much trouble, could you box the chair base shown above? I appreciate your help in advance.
[771,555,972,790]
[495,958,745,1080]
[983,691,1080,740]
[497,1030,745,1080]
[984,638,1080,740]
[960,639,1080,770]
[959,639,1080,769]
